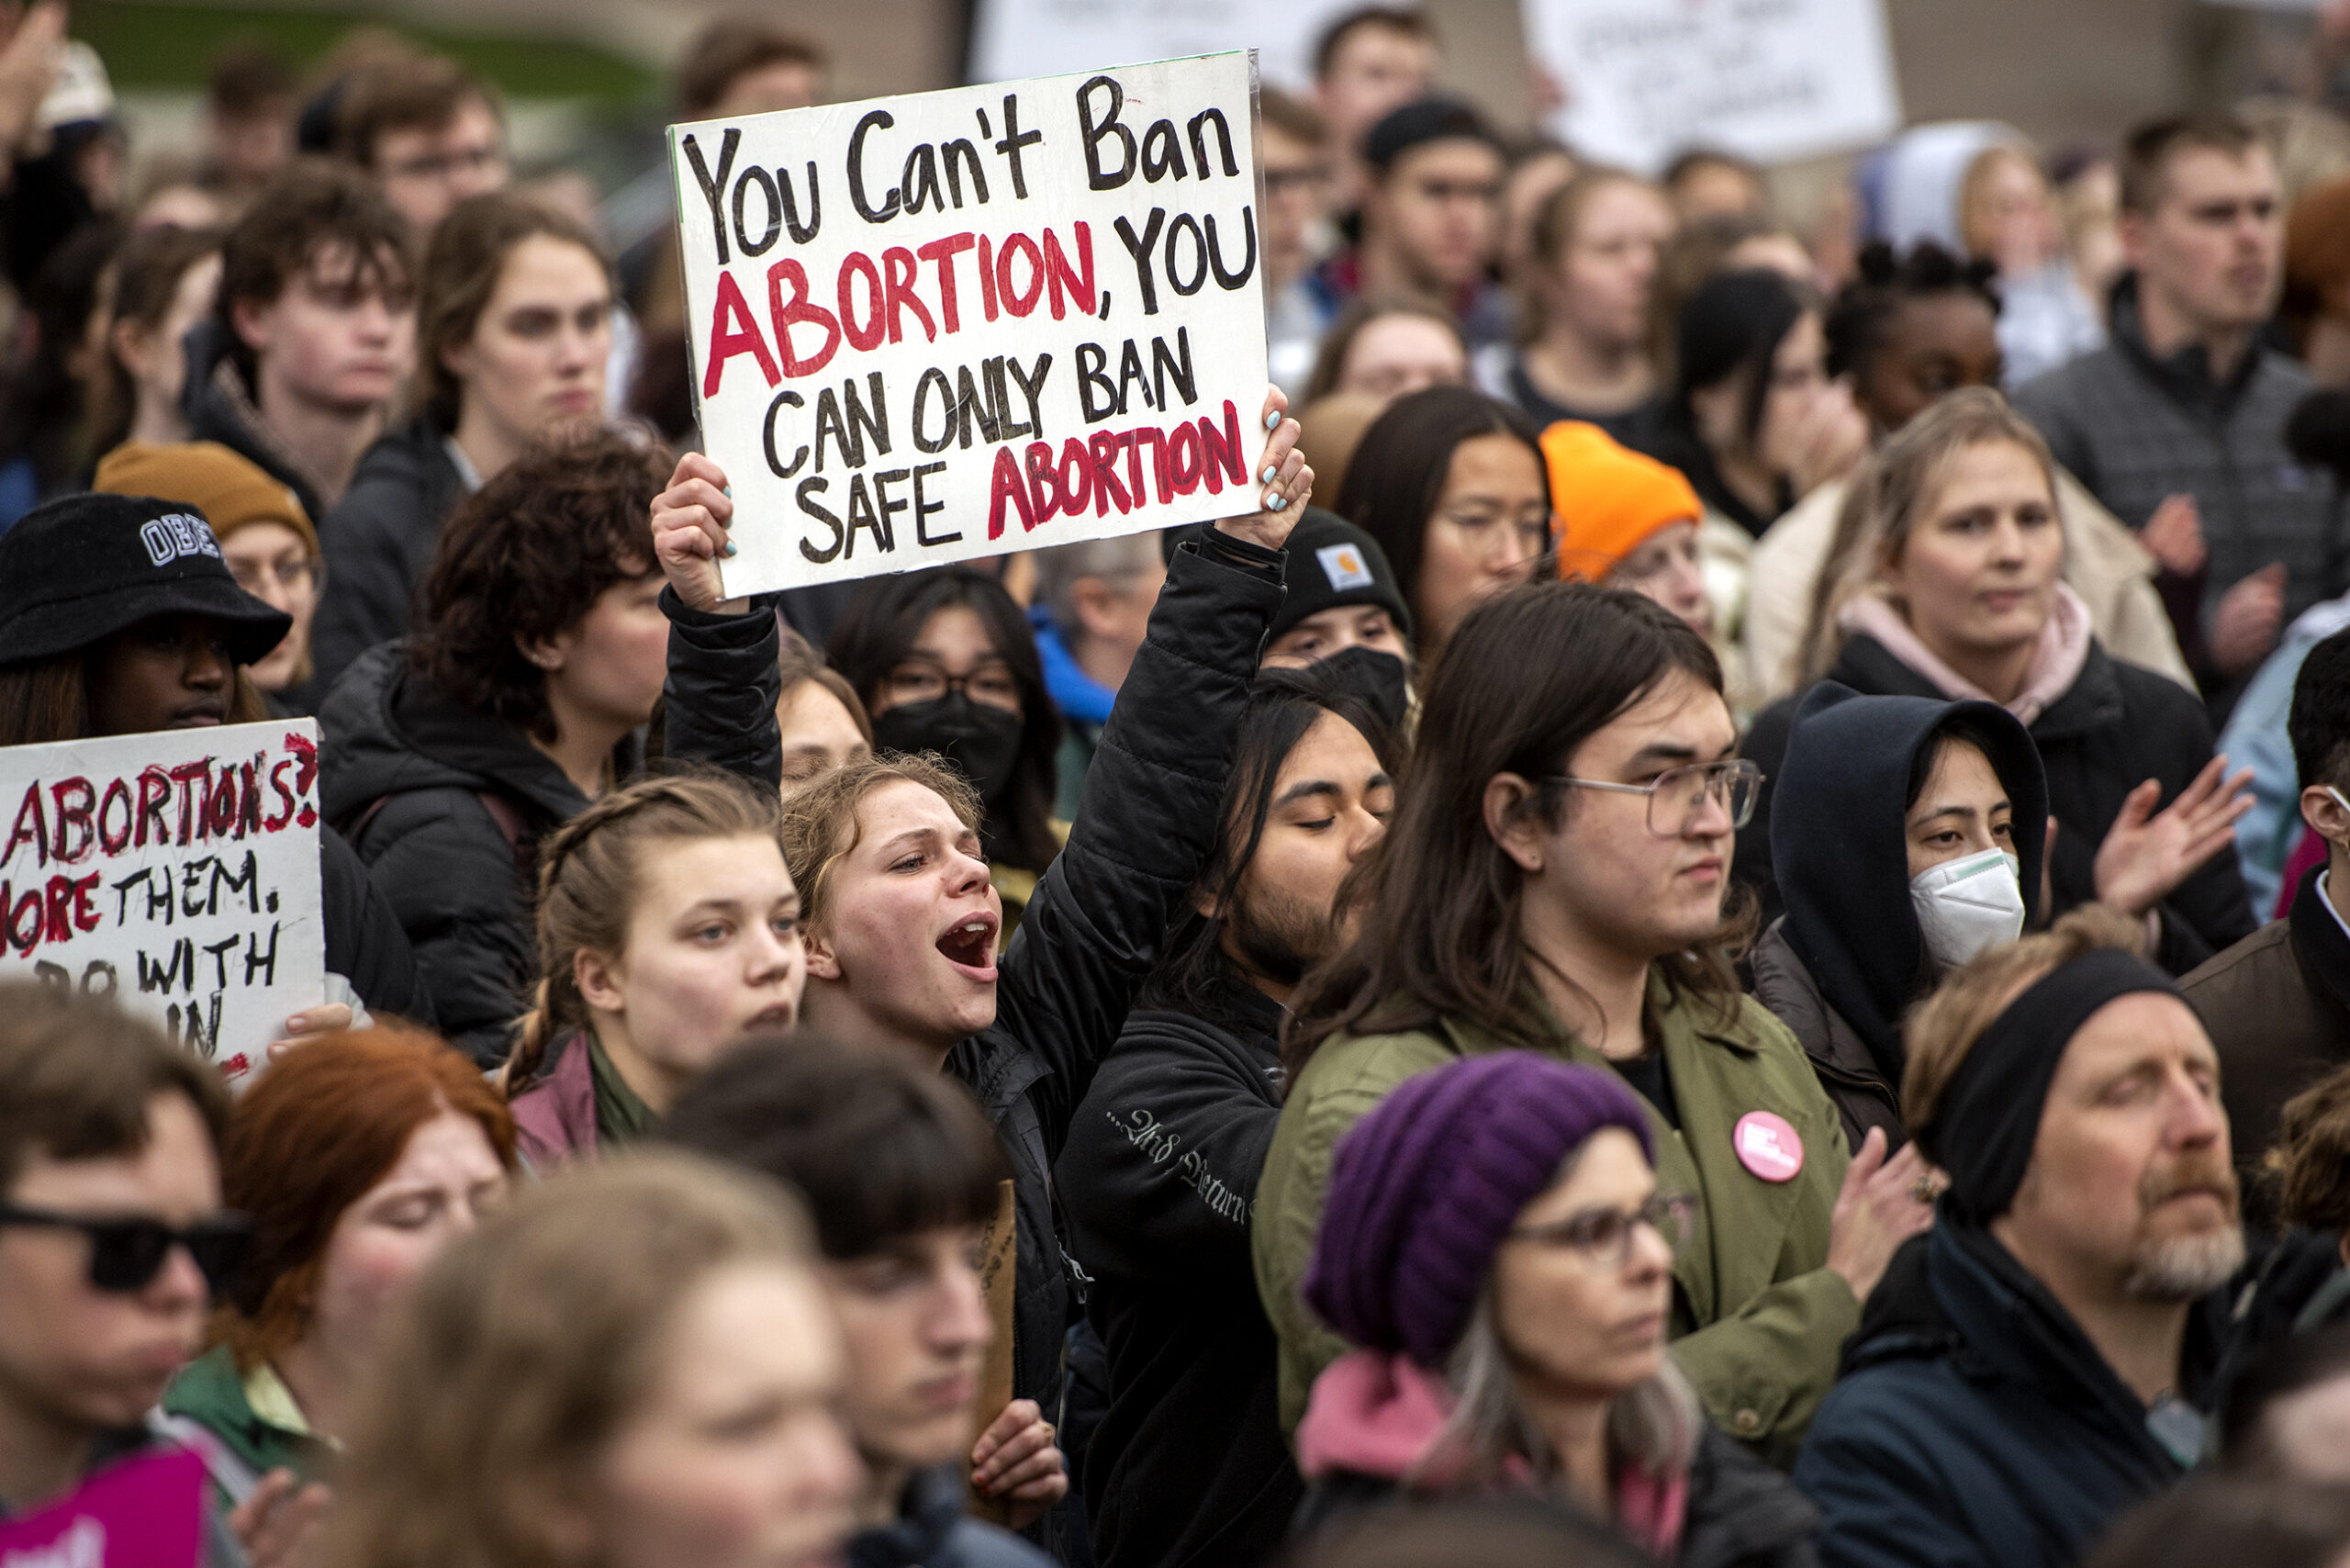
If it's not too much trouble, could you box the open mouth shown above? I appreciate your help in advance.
[935,914,998,976]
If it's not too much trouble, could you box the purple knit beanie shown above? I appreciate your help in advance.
[1303,1052,1656,1367]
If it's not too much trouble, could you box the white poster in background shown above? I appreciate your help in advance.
[1524,0,1904,174]
[0,721,327,1088]
[667,52,1270,599]
[968,0,1360,92]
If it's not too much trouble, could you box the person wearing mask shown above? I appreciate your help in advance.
[642,394,1310,1528]
[322,1151,861,1568]
[1031,534,1168,818]
[94,223,221,457]
[183,162,413,521]
[1493,169,1676,447]
[311,192,612,692]
[1255,510,1416,689]
[333,51,508,243]
[1263,89,1337,397]
[0,491,423,1038]
[0,984,318,1566]
[1310,99,1507,350]
[1644,267,1866,543]
[1743,389,2256,973]
[1291,1053,1819,1567]
[319,431,669,1062]
[1337,385,1551,663]
[1057,663,1397,1568]
[2013,113,2340,700]
[2180,624,2350,1210]
[1743,241,2187,707]
[1754,687,2048,1151]
[664,1040,1072,1564]
[160,1028,513,1498]
[93,441,325,715]
[1310,6,1439,212]
[1793,908,2242,1568]
[826,568,1068,927]
[772,638,873,787]
[1303,297,1471,407]
[498,773,806,1165]
[1258,583,1935,1461]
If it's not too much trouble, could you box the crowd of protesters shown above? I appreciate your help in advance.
[15,4,2350,1568]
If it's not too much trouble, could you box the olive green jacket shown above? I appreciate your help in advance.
[1250,969,1860,1467]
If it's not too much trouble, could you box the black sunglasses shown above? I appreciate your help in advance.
[0,1204,254,1294]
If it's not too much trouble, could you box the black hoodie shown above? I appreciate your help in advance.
[1751,684,2047,1148]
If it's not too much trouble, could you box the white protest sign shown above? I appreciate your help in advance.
[668,52,1270,598]
[1523,0,1903,174]
[968,0,1357,93]
[0,720,327,1087]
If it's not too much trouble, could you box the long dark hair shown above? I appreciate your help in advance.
[1284,581,1744,1077]
[1336,386,1548,622]
[1142,662,1402,1032]
[0,643,268,746]
[826,566,1061,873]
[1667,266,1814,447]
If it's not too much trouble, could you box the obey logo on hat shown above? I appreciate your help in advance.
[139,512,222,568]
[1316,543,1374,592]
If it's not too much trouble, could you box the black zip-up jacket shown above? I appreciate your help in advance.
[1058,977,1301,1568]
[311,418,470,694]
[1741,633,2257,974]
[179,319,326,525]
[318,643,641,1063]
[666,535,1284,1439]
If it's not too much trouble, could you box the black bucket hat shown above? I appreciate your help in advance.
[0,492,292,666]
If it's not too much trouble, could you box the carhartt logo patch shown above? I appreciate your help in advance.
[1316,543,1373,591]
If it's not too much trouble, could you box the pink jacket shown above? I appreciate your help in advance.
[507,1030,597,1171]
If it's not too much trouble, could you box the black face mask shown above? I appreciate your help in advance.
[870,691,1026,801]
[1309,644,1412,733]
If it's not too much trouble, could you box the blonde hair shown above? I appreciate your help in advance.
[1799,386,2061,684]
[508,771,787,1089]
[777,753,981,936]
[1902,902,2149,1141]
[323,1150,815,1568]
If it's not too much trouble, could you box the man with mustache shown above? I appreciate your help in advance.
[1795,905,2244,1568]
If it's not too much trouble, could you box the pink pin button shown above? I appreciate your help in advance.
[1733,1111,1804,1182]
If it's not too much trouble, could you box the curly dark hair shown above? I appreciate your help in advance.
[413,428,667,742]
[1823,240,2001,381]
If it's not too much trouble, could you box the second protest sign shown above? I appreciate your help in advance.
[668,50,1270,598]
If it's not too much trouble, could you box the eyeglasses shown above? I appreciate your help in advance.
[880,660,1022,711]
[1549,759,1762,836]
[1506,1193,1695,1269]
[228,557,318,596]
[0,1204,254,1294]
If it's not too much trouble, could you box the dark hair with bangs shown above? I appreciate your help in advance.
[414,428,667,743]
[1143,661,1401,1032]
[1284,581,1744,1077]
[217,161,411,382]
[655,1035,1008,1260]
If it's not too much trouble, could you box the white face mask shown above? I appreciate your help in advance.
[1910,847,2026,971]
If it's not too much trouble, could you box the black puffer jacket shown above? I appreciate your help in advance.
[317,824,432,1026]
[318,643,639,1063]
[179,319,326,524]
[1740,633,2257,974]
[311,419,470,694]
[1058,976,1301,1568]
[672,535,1285,1440]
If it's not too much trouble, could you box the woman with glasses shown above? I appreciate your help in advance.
[94,442,327,714]
[1740,388,2256,975]
[1259,581,1934,1468]
[1290,1051,1819,1567]
[826,566,1066,930]
[1336,386,1554,665]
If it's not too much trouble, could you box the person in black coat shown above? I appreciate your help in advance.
[1058,659,1399,1568]
[311,193,616,692]
[319,431,668,1063]
[647,396,1314,1561]
[1740,388,2255,975]
[1751,684,2048,1153]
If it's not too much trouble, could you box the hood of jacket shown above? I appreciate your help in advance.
[317,641,602,827]
[1772,682,2048,1081]
[177,317,327,522]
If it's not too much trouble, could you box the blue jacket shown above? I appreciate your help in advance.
[1792,1219,2218,1568]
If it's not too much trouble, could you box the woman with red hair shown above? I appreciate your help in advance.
[161,1028,517,1496]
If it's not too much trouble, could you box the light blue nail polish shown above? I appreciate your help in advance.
[1260,464,1277,484]
[723,542,738,557]
[1264,409,1281,431]
[1268,495,1287,511]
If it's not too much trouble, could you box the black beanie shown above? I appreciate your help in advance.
[1266,509,1415,648]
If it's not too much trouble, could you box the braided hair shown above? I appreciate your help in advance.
[1822,241,2001,382]
[506,770,786,1091]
